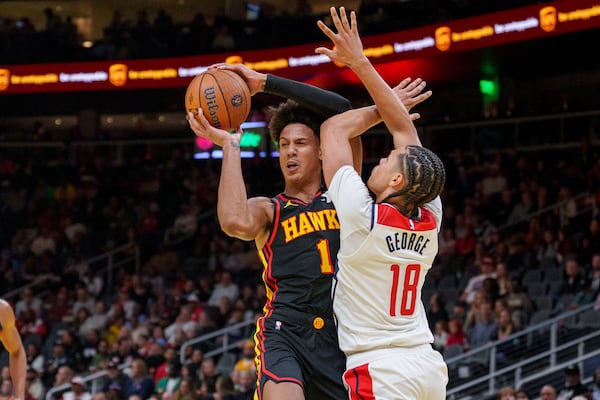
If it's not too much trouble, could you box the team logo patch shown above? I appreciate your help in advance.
[313,317,324,330]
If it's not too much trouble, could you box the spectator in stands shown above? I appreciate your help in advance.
[43,340,71,386]
[540,384,557,400]
[48,366,74,399]
[198,358,220,395]
[556,185,577,229]
[495,261,512,298]
[515,388,531,399]
[100,359,131,396]
[124,358,154,400]
[79,301,109,337]
[505,277,534,316]
[427,292,449,331]
[432,320,449,353]
[172,376,196,400]
[26,342,45,374]
[44,285,72,325]
[164,304,196,346]
[460,255,497,304]
[446,318,468,349]
[589,254,600,295]
[557,365,588,400]
[590,368,600,400]
[207,271,239,307]
[155,359,182,395]
[26,367,46,400]
[153,347,177,385]
[567,278,596,310]
[164,204,198,243]
[497,386,516,400]
[556,258,586,298]
[233,340,256,374]
[466,299,497,349]
[450,300,468,327]
[72,286,96,318]
[61,376,91,400]
[0,379,15,399]
[15,288,43,318]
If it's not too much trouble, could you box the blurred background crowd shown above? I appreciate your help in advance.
[1,1,600,400]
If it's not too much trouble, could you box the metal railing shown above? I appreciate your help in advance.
[445,303,600,399]
[2,242,139,301]
[180,319,256,364]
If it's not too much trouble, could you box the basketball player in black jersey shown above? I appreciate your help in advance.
[187,64,431,400]
[0,299,27,400]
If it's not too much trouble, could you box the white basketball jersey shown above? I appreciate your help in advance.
[328,166,441,356]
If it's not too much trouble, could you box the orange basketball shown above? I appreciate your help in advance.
[185,69,251,131]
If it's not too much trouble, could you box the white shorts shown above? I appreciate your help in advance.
[343,345,448,400]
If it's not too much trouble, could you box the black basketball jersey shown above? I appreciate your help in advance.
[258,189,340,317]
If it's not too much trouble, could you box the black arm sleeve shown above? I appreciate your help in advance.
[264,74,352,118]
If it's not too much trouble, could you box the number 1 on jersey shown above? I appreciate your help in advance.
[389,264,420,316]
[316,239,334,274]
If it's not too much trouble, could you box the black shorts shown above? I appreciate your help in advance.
[254,308,347,399]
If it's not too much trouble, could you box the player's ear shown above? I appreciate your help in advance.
[390,172,405,191]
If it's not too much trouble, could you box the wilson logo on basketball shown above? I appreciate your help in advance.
[231,94,243,107]
[203,86,222,128]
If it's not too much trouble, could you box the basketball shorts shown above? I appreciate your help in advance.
[254,308,347,399]
[343,344,448,399]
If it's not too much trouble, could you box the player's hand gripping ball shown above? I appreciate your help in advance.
[185,69,251,131]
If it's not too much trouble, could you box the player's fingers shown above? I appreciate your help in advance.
[410,112,421,121]
[406,78,422,91]
[329,7,343,33]
[396,77,411,89]
[339,7,350,32]
[314,47,333,57]
[208,63,226,69]
[350,10,358,34]
[317,20,336,40]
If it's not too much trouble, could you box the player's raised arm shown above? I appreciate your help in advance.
[209,62,351,118]
[316,7,420,150]
[187,110,272,245]
[0,300,26,400]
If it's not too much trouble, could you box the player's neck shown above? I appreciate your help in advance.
[283,181,322,203]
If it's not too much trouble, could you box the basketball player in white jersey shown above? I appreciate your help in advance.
[316,7,448,399]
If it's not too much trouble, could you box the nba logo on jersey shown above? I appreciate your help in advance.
[275,321,282,330]
[321,193,332,203]
[409,219,415,230]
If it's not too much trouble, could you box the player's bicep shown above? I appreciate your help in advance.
[321,123,354,188]
[219,197,273,241]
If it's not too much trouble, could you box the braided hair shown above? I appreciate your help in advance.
[267,100,324,146]
[384,145,446,219]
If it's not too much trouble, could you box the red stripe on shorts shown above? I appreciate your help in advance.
[344,364,375,400]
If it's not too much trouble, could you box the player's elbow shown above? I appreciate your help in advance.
[218,217,255,241]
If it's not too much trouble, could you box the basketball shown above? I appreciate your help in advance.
[185,69,251,131]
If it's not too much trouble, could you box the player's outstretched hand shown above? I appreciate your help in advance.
[187,110,241,148]
[208,63,266,96]
[394,77,432,121]
[315,7,366,69]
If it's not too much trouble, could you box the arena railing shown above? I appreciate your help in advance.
[445,303,600,399]
[2,242,139,301]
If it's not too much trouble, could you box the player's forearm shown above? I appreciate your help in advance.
[350,59,420,147]
[216,140,252,239]
[265,74,351,118]
[10,346,26,400]
[322,105,380,140]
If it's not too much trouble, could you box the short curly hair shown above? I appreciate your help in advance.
[267,100,324,146]
[387,145,446,218]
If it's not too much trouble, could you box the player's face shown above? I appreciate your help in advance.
[367,147,405,195]
[278,123,321,184]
